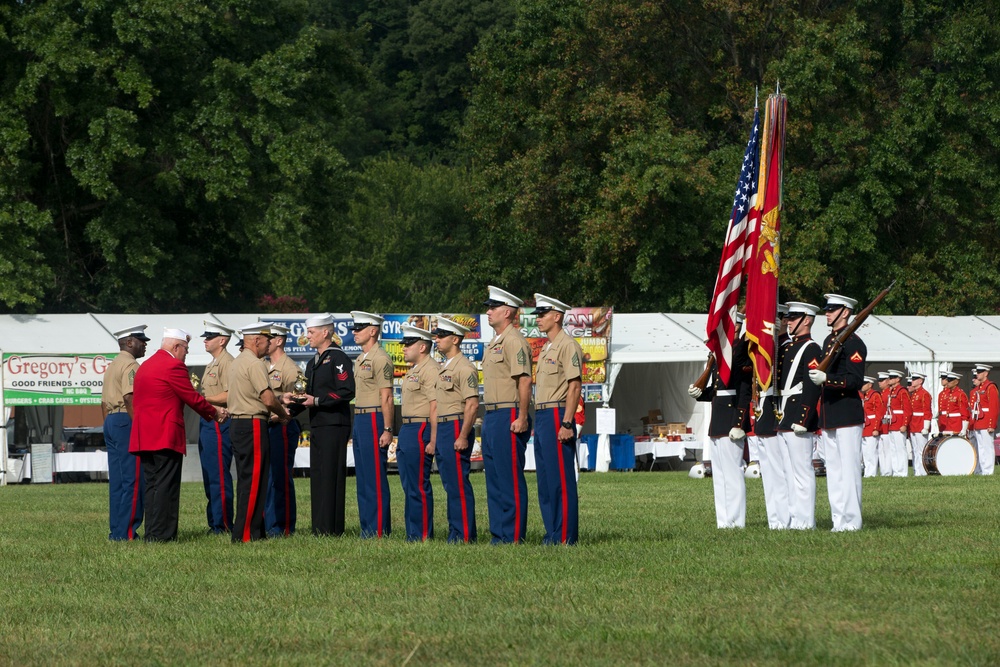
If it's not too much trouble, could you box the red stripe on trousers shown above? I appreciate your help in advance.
[243,420,262,542]
[127,456,141,540]
[510,408,521,543]
[418,422,429,540]
[454,420,469,542]
[282,425,290,535]
[216,422,229,530]
[553,408,569,543]
[372,413,383,537]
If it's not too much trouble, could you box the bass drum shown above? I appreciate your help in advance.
[922,434,977,476]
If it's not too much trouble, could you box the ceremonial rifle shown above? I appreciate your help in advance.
[816,280,896,372]
[692,353,716,391]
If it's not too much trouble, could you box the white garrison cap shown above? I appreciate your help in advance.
[433,317,470,337]
[112,325,150,341]
[162,327,190,341]
[350,311,384,328]
[909,372,927,380]
[863,376,876,384]
[400,324,433,343]
[238,322,273,336]
[887,369,905,378]
[483,285,523,308]
[786,302,820,317]
[267,323,290,336]
[823,294,859,310]
[201,321,234,338]
[531,293,572,315]
[305,313,334,328]
[877,371,890,380]
[973,364,993,373]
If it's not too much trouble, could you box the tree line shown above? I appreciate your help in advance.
[2,0,998,316]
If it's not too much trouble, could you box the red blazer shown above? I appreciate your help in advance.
[908,387,932,432]
[881,385,912,433]
[129,349,217,455]
[970,380,999,430]
[863,389,884,438]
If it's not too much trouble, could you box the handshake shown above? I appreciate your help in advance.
[215,407,230,423]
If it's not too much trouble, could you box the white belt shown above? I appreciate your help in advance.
[948,412,961,417]
[866,414,877,419]
[716,389,737,396]
[983,408,991,413]
[913,412,924,416]
[892,410,904,414]
[761,387,774,397]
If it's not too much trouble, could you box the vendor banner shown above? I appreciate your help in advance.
[2,353,110,405]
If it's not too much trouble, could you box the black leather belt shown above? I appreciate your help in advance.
[484,402,518,412]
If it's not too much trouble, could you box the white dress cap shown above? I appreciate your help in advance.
[735,311,746,325]
[350,311,384,327]
[238,323,273,337]
[305,313,334,328]
[531,293,572,315]
[863,376,876,384]
[947,371,962,380]
[162,328,190,341]
[877,371,890,380]
[483,285,524,308]
[909,372,926,380]
[785,302,820,317]
[823,293,859,310]
[112,325,150,341]
[201,321,234,338]
[400,324,433,343]
[433,317,471,337]
[267,322,290,336]
[777,303,789,316]
[974,364,993,373]
[887,369,905,378]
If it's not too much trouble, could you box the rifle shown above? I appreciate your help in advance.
[692,353,716,391]
[817,280,896,372]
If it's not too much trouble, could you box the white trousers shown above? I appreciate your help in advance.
[862,435,879,477]
[885,430,908,477]
[823,425,864,532]
[778,431,817,529]
[911,432,929,476]
[812,434,825,461]
[757,435,789,529]
[877,432,892,476]
[709,436,746,528]
[972,429,995,475]
[747,435,761,463]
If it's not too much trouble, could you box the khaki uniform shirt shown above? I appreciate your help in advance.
[268,354,301,394]
[228,349,271,417]
[201,350,234,401]
[402,357,440,418]
[483,323,532,404]
[354,344,393,408]
[103,351,138,412]
[436,354,479,418]
[535,329,584,405]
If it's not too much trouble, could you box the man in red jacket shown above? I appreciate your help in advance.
[861,376,884,477]
[882,370,912,476]
[130,328,227,542]
[969,364,997,475]
[907,372,933,476]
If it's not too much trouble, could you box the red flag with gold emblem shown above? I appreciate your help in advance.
[744,93,787,389]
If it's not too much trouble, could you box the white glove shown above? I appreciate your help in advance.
[791,423,808,434]
[960,421,969,436]
[687,384,702,399]
[729,427,746,441]
[943,431,954,436]
[921,421,930,435]
[808,369,827,386]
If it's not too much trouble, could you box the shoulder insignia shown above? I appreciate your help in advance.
[517,348,527,366]
[807,358,818,369]
[467,374,477,389]
[383,364,392,380]
[850,351,863,363]
[128,369,135,383]
[572,352,581,368]
[336,364,348,381]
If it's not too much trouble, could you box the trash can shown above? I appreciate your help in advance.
[609,434,635,471]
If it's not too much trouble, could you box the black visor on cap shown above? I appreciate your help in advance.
[201,332,220,339]
[432,328,456,337]
[132,333,151,342]
[352,322,373,331]
[483,298,506,307]
[530,306,554,315]
[401,337,423,346]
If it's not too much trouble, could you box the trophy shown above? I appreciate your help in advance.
[190,372,201,391]
[292,373,308,403]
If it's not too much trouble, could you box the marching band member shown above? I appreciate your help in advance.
[907,372,932,476]
[861,377,883,478]
[882,370,912,476]
[969,364,997,475]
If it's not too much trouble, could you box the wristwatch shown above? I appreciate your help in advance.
[561,421,573,429]
[383,427,393,433]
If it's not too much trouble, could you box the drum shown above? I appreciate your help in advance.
[923,434,977,476]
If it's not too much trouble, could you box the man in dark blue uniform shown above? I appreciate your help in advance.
[755,305,790,529]
[809,294,867,532]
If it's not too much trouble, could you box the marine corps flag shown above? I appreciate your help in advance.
[744,92,787,389]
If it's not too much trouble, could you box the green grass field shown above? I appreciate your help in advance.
[1,471,998,666]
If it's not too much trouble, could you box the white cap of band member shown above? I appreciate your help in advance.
[201,321,234,338]
[947,371,962,379]
[163,327,190,341]
[238,323,273,337]
[887,369,905,378]
[877,371,890,380]
[823,294,859,311]
[268,323,290,337]
[483,285,524,308]
[112,325,150,341]
[400,324,433,344]
[433,316,470,337]
[863,376,876,384]
[531,293,572,315]
[305,313,334,328]
[350,311,384,328]
[909,372,926,380]
[785,302,820,317]
[973,364,993,373]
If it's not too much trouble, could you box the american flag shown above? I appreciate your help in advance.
[705,109,760,385]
